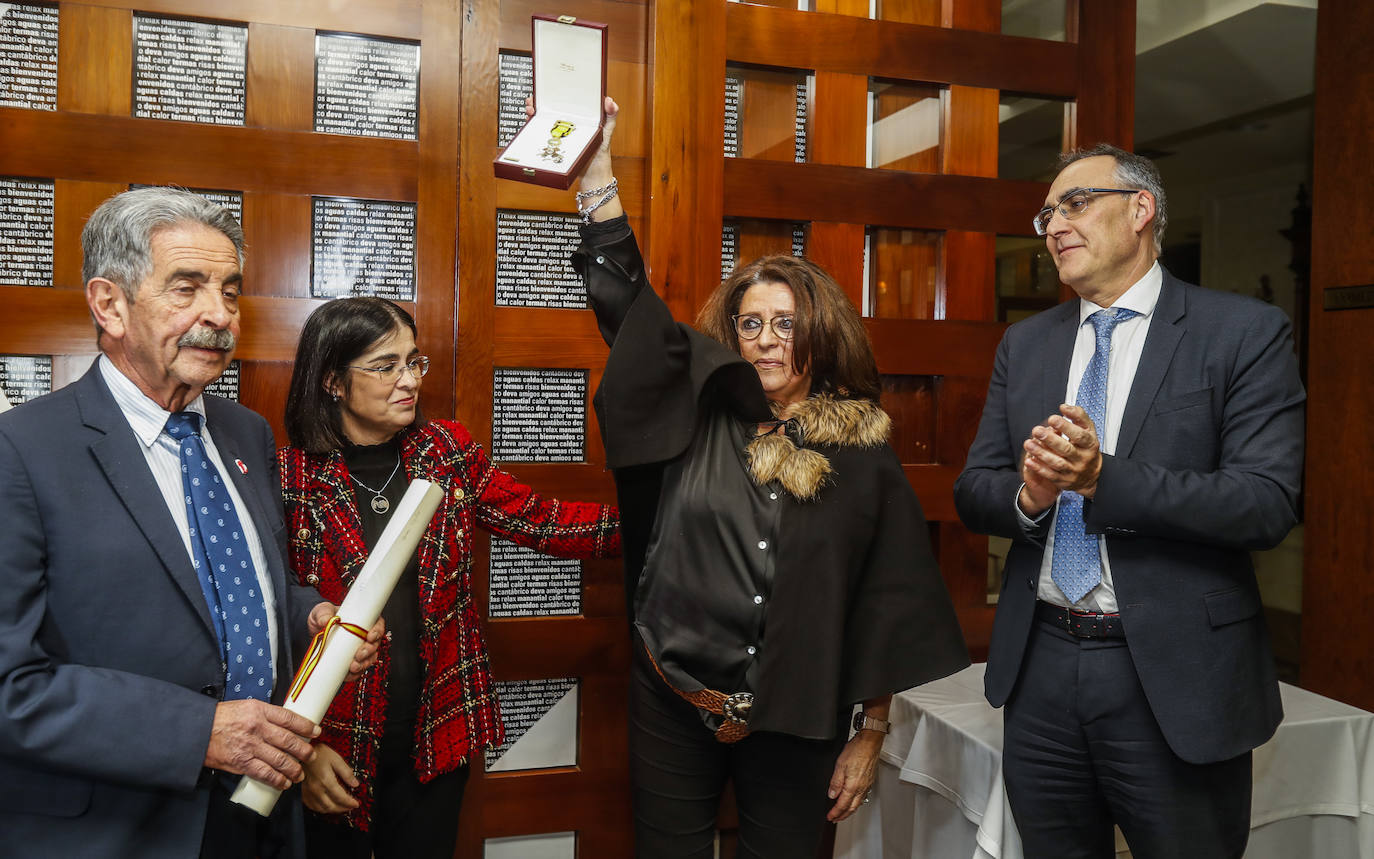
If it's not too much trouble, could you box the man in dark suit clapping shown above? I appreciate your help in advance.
[956,146,1304,858]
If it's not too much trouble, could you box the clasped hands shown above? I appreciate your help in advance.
[1018,403,1102,518]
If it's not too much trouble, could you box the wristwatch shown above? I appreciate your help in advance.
[853,711,892,734]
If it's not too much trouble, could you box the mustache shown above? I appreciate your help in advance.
[178,328,237,351]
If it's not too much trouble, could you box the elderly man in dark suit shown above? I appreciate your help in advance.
[0,187,380,858]
[955,146,1304,858]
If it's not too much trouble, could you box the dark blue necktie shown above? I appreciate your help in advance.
[1049,307,1140,604]
[165,411,273,700]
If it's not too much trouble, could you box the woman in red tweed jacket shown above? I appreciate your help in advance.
[279,296,619,859]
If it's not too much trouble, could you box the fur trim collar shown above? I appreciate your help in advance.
[745,394,890,501]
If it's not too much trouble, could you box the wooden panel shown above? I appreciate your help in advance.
[727,4,1077,99]
[608,58,650,160]
[239,360,294,444]
[869,228,940,319]
[725,158,1047,236]
[1301,0,1374,710]
[0,288,322,360]
[807,222,866,308]
[902,463,962,522]
[877,0,941,26]
[941,0,999,31]
[493,310,607,366]
[495,157,647,218]
[1066,0,1133,148]
[485,616,632,677]
[245,23,315,131]
[870,81,942,173]
[54,180,127,288]
[414,0,461,423]
[647,0,727,320]
[736,67,804,162]
[1,109,416,200]
[0,287,93,354]
[500,0,648,63]
[942,230,996,321]
[811,72,868,167]
[943,85,998,176]
[455,0,500,443]
[866,317,1003,377]
[57,5,132,115]
[880,374,936,463]
[71,0,423,40]
[817,0,869,16]
[241,194,311,298]
[935,374,990,469]
[939,520,994,657]
[735,219,797,265]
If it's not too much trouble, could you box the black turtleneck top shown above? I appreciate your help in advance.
[343,438,422,731]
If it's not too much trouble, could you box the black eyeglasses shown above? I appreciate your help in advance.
[1033,188,1139,236]
[348,356,430,384]
[732,314,795,341]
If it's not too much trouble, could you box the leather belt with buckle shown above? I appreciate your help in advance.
[1035,600,1126,639]
[644,644,753,743]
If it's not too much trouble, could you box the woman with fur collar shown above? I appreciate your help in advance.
[563,98,969,858]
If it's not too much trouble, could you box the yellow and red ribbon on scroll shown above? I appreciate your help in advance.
[288,614,371,703]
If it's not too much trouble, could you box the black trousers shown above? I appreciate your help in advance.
[201,777,284,859]
[1002,619,1252,859]
[629,642,847,859]
[304,726,470,859]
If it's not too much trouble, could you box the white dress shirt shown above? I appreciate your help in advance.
[1022,262,1163,611]
[98,355,279,687]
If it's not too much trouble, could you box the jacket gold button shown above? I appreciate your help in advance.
[296,528,311,541]
[306,574,321,586]
[453,487,465,501]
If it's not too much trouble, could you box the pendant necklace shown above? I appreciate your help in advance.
[348,454,401,514]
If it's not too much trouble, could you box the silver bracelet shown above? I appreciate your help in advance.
[578,177,619,224]
[576,179,616,203]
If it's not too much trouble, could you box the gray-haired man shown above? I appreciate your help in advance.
[0,187,379,858]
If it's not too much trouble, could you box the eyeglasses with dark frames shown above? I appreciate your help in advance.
[732,314,795,341]
[1033,188,1140,236]
[348,355,430,384]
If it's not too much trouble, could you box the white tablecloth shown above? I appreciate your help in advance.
[835,664,1374,859]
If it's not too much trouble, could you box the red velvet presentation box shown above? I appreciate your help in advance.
[494,15,607,190]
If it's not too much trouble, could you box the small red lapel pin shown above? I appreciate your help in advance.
[235,459,248,474]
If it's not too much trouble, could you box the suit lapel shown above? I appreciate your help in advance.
[1116,272,1187,458]
[75,369,218,639]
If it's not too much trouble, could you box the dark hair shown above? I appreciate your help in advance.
[284,297,422,453]
[695,255,880,402]
[1058,143,1168,252]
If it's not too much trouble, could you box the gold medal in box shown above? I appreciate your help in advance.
[494,15,607,190]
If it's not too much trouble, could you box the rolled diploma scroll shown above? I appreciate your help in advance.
[230,478,445,816]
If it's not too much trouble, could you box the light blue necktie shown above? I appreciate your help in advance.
[165,412,273,700]
[1049,307,1140,604]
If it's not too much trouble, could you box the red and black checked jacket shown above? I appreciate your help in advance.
[278,419,619,830]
